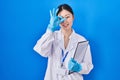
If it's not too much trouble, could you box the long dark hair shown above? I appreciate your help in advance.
[57,4,74,16]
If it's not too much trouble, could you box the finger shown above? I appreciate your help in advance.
[53,8,55,17]
[58,16,63,19]
[50,10,52,17]
[57,16,62,22]
[71,58,74,61]
[59,17,66,23]
[58,16,66,22]
[71,58,76,63]
[55,8,59,16]
[50,8,54,17]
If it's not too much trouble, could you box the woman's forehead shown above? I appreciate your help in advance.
[58,9,72,16]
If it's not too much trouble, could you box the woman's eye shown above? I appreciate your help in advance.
[66,16,70,19]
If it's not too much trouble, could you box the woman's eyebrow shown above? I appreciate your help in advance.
[64,14,71,16]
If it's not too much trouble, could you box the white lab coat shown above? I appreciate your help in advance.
[33,29,93,80]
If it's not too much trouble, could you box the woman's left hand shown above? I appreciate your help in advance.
[68,58,82,72]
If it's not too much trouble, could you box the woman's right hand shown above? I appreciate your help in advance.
[47,8,66,32]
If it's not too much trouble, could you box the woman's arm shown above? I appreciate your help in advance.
[33,31,54,57]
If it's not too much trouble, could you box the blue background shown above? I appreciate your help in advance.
[0,0,120,80]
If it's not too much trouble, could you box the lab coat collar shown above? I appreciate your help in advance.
[56,29,78,51]
[57,29,76,41]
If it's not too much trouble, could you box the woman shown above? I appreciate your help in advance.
[34,4,93,80]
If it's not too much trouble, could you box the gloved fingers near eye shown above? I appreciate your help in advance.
[57,16,66,24]
[47,8,66,32]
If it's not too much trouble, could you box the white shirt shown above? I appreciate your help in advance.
[33,29,93,80]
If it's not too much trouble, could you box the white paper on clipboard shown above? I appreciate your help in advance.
[68,41,89,75]
[73,41,89,63]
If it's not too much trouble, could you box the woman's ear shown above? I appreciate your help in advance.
[72,15,74,20]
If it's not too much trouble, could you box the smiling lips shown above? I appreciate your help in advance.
[62,23,69,28]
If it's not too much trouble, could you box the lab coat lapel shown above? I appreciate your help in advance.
[56,30,64,50]
[56,30,78,51]
[67,30,78,51]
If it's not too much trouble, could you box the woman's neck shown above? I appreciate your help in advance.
[61,28,72,38]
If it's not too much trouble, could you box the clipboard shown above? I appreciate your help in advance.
[68,41,89,75]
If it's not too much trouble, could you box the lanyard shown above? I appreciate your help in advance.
[61,49,69,67]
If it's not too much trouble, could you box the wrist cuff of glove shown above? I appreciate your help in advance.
[47,24,55,32]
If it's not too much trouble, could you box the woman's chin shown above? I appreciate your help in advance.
[63,26,71,31]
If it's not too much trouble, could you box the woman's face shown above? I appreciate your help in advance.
[58,9,74,31]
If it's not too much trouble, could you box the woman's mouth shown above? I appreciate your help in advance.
[63,24,69,28]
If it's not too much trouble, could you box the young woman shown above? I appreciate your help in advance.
[34,4,93,80]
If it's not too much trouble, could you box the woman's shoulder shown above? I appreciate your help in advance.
[73,32,87,41]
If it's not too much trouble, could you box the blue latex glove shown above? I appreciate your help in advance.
[68,58,82,72]
[47,8,66,32]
